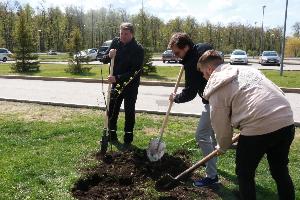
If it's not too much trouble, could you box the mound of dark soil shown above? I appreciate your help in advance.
[71,147,219,200]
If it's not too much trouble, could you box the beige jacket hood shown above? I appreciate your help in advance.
[203,64,294,151]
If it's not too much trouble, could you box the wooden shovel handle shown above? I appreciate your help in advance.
[104,56,115,129]
[175,134,240,179]
[158,66,184,141]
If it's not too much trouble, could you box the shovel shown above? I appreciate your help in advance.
[100,56,115,154]
[147,66,184,162]
[155,134,240,191]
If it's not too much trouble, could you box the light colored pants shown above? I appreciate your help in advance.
[195,104,217,178]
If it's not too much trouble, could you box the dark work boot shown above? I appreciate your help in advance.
[108,130,118,143]
[124,132,133,145]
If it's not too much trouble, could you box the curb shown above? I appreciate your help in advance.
[0,75,299,93]
[0,97,299,127]
[280,88,300,93]
[0,97,201,118]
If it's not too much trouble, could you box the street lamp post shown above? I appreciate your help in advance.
[260,5,266,54]
[254,21,257,53]
[91,10,94,48]
[38,29,41,53]
[280,0,289,76]
[271,33,275,50]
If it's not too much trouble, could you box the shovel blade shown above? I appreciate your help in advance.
[146,138,166,162]
[155,174,180,192]
[100,129,108,154]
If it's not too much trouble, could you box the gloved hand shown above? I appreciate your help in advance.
[169,92,176,102]
[215,145,226,156]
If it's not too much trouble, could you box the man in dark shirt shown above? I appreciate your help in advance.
[168,32,218,187]
[101,22,144,146]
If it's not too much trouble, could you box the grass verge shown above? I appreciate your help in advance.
[0,101,299,199]
[0,63,299,87]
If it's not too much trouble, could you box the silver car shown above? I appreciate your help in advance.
[230,49,248,65]
[259,51,280,66]
[74,49,98,61]
[162,50,180,63]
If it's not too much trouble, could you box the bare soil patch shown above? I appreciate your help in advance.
[71,147,220,200]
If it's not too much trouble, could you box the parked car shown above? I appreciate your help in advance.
[230,49,248,65]
[217,51,224,62]
[74,48,98,61]
[96,40,112,61]
[47,50,57,55]
[96,46,109,61]
[162,49,179,63]
[259,51,280,66]
[0,48,12,62]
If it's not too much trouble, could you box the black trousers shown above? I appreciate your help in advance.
[108,88,138,133]
[236,124,295,200]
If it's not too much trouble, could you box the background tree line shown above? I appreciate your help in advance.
[1,1,300,57]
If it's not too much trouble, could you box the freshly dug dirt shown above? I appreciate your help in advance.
[71,147,220,200]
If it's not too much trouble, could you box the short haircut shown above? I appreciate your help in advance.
[168,32,194,49]
[197,50,224,71]
[120,22,134,34]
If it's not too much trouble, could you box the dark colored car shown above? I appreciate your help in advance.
[96,46,109,61]
[97,40,112,61]
[259,51,280,66]
[162,50,179,63]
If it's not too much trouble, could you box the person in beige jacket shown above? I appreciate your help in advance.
[197,50,295,200]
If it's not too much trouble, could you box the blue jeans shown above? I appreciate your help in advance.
[195,104,217,178]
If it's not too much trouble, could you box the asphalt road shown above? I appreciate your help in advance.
[3,59,300,71]
[0,78,299,124]
[150,60,300,70]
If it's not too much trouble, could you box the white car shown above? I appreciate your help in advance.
[0,48,12,62]
[74,49,97,61]
[230,49,248,65]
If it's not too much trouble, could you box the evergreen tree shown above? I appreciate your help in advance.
[11,6,39,72]
[132,9,156,75]
[65,27,91,74]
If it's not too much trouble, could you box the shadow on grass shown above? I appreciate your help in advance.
[15,71,41,76]
[214,169,278,200]
[70,72,97,77]
[142,73,171,81]
[12,71,97,77]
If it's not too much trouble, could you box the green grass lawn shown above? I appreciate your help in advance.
[0,102,299,199]
[0,63,299,87]
[0,63,101,79]
[152,52,162,57]
[260,70,300,88]
[0,63,183,81]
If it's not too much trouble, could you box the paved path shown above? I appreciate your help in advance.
[0,78,299,126]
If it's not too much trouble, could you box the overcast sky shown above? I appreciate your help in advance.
[18,0,299,35]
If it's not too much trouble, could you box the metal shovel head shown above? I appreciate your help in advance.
[100,128,108,154]
[146,138,166,162]
[155,174,180,192]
